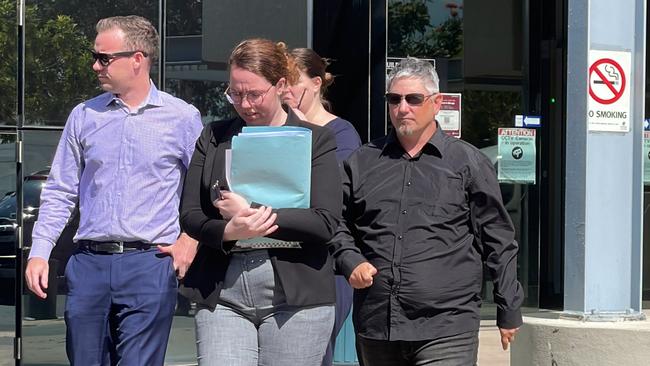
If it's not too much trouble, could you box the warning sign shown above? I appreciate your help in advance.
[497,128,536,184]
[587,50,631,132]
[644,132,650,185]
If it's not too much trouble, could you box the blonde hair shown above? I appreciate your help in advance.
[229,38,299,85]
[96,15,159,65]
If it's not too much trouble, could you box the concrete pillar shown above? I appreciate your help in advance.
[563,0,646,320]
[512,311,650,366]
[512,0,647,363]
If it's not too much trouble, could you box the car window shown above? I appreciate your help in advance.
[23,179,46,208]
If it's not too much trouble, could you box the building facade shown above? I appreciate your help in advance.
[0,0,646,364]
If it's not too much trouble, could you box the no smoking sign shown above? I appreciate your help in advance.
[587,50,631,133]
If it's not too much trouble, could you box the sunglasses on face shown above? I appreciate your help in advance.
[385,92,436,106]
[90,50,148,67]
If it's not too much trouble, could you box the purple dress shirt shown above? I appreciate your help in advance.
[29,83,203,260]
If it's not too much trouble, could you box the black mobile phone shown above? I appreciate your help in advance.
[210,179,224,202]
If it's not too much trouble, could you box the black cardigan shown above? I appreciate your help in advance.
[179,111,342,308]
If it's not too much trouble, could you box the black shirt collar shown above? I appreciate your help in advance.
[383,121,445,158]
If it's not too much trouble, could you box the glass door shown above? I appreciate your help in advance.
[0,132,17,366]
[384,0,540,310]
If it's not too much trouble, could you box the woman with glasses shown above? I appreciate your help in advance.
[178,38,341,366]
[282,48,361,366]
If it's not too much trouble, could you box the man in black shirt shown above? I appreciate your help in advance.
[330,57,523,365]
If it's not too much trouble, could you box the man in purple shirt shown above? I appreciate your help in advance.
[24,16,203,365]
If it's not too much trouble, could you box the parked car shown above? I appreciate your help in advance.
[0,217,16,280]
[0,169,78,306]
[0,169,193,316]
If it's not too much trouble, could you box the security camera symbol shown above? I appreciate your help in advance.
[512,146,524,160]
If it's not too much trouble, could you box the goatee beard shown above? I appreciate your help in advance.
[397,125,414,136]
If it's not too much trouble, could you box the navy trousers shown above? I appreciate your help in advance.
[322,275,354,366]
[64,248,177,366]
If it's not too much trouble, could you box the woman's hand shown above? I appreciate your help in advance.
[223,206,279,241]
[214,191,250,219]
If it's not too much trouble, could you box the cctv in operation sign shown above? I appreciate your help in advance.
[587,50,631,133]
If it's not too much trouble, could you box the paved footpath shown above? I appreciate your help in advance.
[0,312,510,365]
[478,320,511,366]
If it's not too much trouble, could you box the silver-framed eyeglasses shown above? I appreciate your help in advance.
[225,85,274,105]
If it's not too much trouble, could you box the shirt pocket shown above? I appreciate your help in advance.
[423,175,467,220]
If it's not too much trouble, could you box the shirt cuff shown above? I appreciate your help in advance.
[28,239,55,261]
[338,249,368,279]
[496,307,523,329]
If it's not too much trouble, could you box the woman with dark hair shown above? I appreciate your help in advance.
[283,48,362,163]
[283,48,362,366]
[179,39,341,366]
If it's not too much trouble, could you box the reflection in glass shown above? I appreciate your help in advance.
[165,1,234,121]
[388,0,463,59]
[0,1,17,126]
[644,187,650,302]
[167,0,202,36]
[166,79,234,121]
[0,134,16,364]
[387,0,538,309]
[462,90,522,149]
[24,0,159,126]
[19,130,66,364]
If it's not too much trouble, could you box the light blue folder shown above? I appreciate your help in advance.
[231,126,312,208]
[230,126,312,249]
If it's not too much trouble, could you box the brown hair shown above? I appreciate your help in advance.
[290,48,334,110]
[228,39,299,85]
[96,15,159,65]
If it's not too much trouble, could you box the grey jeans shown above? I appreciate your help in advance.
[195,250,335,366]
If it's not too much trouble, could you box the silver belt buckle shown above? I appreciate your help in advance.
[96,241,123,253]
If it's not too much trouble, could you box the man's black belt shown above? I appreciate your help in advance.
[77,240,154,254]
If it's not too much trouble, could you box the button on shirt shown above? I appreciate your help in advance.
[30,83,203,260]
[331,126,524,341]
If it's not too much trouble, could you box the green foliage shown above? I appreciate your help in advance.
[0,0,98,126]
[32,0,202,39]
[25,12,98,125]
[386,1,522,148]
[0,0,17,124]
[167,0,203,36]
[461,90,522,148]
[388,0,463,58]
[32,0,158,39]
[0,0,205,126]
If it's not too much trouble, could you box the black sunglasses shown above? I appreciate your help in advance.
[90,50,148,67]
[385,92,436,106]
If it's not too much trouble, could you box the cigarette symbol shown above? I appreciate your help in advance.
[594,65,620,85]
[594,80,618,85]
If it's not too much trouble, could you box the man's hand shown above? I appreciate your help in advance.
[158,233,198,280]
[348,262,377,289]
[25,258,49,299]
[223,206,278,241]
[214,191,250,220]
[499,327,519,350]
